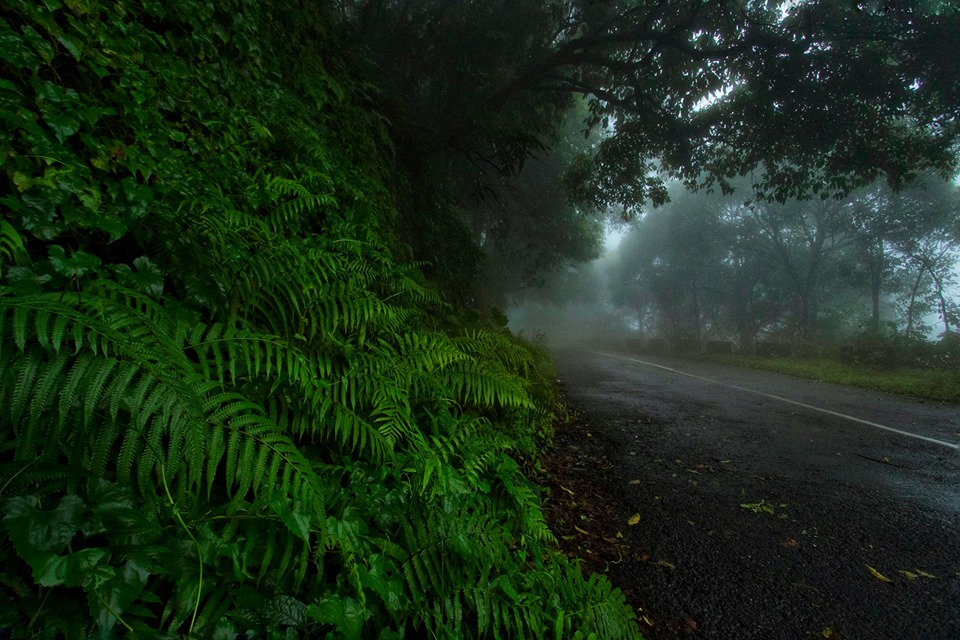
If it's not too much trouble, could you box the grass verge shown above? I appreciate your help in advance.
[702,354,960,403]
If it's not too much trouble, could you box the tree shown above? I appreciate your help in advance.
[341,1,960,302]
[848,176,959,333]
[492,0,960,206]
[880,178,960,334]
[608,187,736,345]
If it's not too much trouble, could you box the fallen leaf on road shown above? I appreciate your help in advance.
[655,560,676,570]
[741,500,775,514]
[781,538,800,550]
[616,531,623,539]
[867,565,893,583]
[897,570,919,580]
[627,513,641,526]
[628,479,641,485]
[574,526,589,535]
[822,627,834,638]
[915,569,937,578]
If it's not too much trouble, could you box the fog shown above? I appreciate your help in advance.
[506,177,960,356]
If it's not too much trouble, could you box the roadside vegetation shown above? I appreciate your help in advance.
[703,354,960,404]
[0,1,640,637]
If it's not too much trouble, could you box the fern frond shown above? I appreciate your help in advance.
[0,220,26,268]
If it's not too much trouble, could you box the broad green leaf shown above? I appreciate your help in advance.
[3,494,84,557]
[43,112,81,142]
[34,547,110,587]
[48,245,101,277]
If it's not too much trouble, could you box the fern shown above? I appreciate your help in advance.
[0,0,643,637]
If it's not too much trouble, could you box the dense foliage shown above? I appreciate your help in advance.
[0,0,641,638]
[339,0,960,306]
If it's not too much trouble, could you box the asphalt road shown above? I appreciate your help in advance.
[551,349,960,640]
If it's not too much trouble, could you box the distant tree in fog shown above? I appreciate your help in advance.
[607,178,960,348]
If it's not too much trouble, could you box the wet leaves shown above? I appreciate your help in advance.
[864,565,938,583]
[740,499,775,514]
[866,565,893,583]
[896,569,937,580]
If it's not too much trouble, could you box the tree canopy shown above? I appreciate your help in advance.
[337,0,960,310]
[346,0,960,214]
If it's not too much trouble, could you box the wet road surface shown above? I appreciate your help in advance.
[551,349,960,640]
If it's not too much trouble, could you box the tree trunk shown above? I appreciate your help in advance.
[905,263,928,335]
[870,267,882,333]
[931,271,952,334]
[692,276,702,348]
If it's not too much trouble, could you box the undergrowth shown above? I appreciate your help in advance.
[705,355,960,403]
[0,1,640,638]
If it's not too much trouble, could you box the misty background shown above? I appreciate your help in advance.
[500,172,959,356]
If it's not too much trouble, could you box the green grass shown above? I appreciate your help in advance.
[703,354,960,403]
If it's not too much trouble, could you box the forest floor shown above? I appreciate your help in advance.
[537,349,960,640]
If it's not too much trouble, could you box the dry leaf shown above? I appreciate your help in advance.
[897,570,919,580]
[642,615,655,626]
[781,538,800,550]
[560,485,575,496]
[655,560,676,570]
[628,479,642,485]
[915,569,937,579]
[574,525,589,535]
[867,565,893,583]
[627,513,641,526]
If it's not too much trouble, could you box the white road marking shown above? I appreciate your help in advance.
[595,351,960,451]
